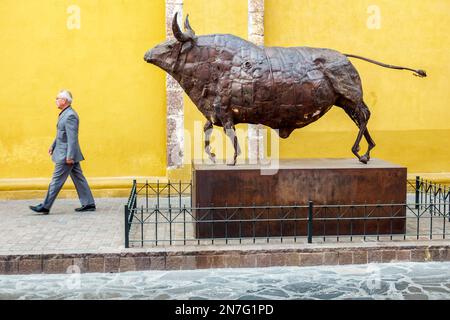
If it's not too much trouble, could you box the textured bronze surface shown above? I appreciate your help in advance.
[144,13,426,165]
[192,159,407,238]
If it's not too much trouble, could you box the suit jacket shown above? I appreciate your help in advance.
[50,106,85,163]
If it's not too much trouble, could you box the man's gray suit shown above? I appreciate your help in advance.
[42,106,95,210]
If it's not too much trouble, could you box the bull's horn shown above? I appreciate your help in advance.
[184,14,196,37]
[172,12,192,42]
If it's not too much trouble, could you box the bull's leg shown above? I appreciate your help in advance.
[203,120,216,163]
[361,128,376,163]
[341,101,373,164]
[357,102,375,163]
[223,121,241,166]
[352,123,366,162]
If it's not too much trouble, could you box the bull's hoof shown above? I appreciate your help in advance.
[208,153,216,163]
[359,155,369,164]
[226,159,237,166]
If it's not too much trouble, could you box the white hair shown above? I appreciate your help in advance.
[57,90,73,104]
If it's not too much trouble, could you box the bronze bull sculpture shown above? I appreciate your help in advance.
[144,13,426,165]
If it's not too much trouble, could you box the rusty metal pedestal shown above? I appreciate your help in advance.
[192,159,407,239]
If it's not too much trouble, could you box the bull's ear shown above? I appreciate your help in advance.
[172,12,194,43]
[181,41,193,54]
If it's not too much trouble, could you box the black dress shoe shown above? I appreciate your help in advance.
[29,204,50,214]
[75,204,96,212]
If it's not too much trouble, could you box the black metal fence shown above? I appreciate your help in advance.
[124,177,450,248]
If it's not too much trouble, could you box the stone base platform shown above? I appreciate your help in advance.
[192,159,407,238]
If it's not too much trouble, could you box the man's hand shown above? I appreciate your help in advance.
[66,158,74,165]
[48,148,53,156]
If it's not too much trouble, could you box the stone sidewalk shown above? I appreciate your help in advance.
[0,198,126,255]
[1,197,448,255]
[1,198,450,275]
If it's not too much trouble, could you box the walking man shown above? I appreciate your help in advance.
[30,90,96,214]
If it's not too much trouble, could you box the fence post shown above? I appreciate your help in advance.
[133,179,137,211]
[308,201,313,244]
[415,176,420,209]
[124,205,130,248]
[169,203,172,246]
[127,179,137,226]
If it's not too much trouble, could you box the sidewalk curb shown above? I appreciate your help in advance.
[1,241,449,275]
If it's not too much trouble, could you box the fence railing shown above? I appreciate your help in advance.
[124,177,450,248]
[124,179,137,248]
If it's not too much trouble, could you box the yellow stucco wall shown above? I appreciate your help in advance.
[265,0,450,173]
[0,0,448,198]
[178,0,449,177]
[0,0,167,181]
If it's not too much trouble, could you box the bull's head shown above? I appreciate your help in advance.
[144,13,196,75]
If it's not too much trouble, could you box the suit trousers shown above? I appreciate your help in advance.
[43,162,95,210]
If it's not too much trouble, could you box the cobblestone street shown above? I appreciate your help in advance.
[1,262,450,300]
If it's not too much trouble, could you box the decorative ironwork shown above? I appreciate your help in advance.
[124,177,450,248]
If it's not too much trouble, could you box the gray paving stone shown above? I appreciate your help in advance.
[0,198,126,254]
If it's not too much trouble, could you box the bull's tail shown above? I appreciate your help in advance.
[344,54,427,78]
